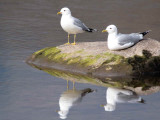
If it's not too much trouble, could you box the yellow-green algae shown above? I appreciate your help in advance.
[33,47,126,68]
[30,47,160,77]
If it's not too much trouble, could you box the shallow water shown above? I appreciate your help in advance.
[0,0,160,120]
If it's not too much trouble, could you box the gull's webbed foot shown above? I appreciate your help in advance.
[64,42,70,45]
[71,42,76,45]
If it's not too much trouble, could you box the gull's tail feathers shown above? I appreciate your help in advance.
[138,98,146,104]
[81,88,94,96]
[140,30,151,36]
[85,28,98,32]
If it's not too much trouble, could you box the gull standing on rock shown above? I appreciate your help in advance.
[57,7,97,45]
[102,25,150,50]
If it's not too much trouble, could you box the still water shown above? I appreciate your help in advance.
[0,0,160,120]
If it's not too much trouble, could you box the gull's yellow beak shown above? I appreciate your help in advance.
[57,12,62,15]
[100,104,105,107]
[56,110,59,113]
[102,30,107,33]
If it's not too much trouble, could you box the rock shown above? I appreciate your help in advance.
[26,38,160,78]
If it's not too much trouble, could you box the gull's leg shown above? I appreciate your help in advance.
[65,33,70,45]
[72,34,76,45]
[67,80,69,91]
[73,81,75,90]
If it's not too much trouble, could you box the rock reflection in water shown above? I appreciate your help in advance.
[103,87,145,112]
[58,80,94,119]
[26,65,160,93]
[27,65,160,118]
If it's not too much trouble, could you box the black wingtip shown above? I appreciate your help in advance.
[140,30,151,36]
[85,28,97,32]
[139,99,146,104]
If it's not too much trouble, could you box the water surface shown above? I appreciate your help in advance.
[0,0,160,120]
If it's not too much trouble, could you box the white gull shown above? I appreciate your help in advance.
[57,7,97,45]
[102,25,150,50]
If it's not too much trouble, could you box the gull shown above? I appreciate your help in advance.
[102,87,145,112]
[102,25,151,50]
[57,7,97,45]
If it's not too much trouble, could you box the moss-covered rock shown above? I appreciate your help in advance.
[26,39,160,78]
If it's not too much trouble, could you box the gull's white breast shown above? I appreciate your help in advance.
[107,35,120,50]
[61,15,84,34]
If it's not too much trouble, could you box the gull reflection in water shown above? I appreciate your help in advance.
[103,87,145,112]
[58,80,94,119]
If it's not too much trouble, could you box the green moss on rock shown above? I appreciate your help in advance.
[102,52,125,65]
[33,47,125,68]
[28,46,160,77]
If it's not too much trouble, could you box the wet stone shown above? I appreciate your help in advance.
[26,38,160,77]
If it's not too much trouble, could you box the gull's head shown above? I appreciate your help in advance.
[58,110,68,119]
[57,7,71,15]
[104,104,116,111]
[102,25,118,34]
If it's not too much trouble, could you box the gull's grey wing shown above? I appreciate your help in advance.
[118,33,142,46]
[117,92,139,102]
[73,17,89,31]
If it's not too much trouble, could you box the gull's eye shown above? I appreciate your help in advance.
[110,28,112,29]
[64,10,66,11]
